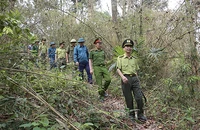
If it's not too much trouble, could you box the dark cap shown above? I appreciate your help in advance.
[41,37,46,41]
[59,41,65,46]
[122,39,134,48]
[35,40,39,43]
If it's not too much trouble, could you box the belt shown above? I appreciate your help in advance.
[58,58,65,59]
[96,64,105,67]
[124,74,136,77]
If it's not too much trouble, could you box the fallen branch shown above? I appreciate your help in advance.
[6,76,79,130]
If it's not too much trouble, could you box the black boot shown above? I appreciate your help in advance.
[129,110,135,122]
[138,114,147,122]
[136,99,147,122]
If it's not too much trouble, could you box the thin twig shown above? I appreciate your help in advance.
[0,67,99,87]
[6,76,79,130]
[64,91,133,130]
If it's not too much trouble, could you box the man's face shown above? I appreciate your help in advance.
[71,42,76,46]
[123,45,133,53]
[42,39,46,43]
[61,43,65,48]
[95,42,102,49]
[79,42,84,46]
[52,44,56,48]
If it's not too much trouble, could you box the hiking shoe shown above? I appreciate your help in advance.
[104,93,109,97]
[98,96,105,102]
[89,81,93,84]
[138,115,147,122]
[129,116,136,122]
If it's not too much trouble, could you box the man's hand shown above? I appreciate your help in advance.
[75,62,79,66]
[122,76,128,83]
[90,69,93,75]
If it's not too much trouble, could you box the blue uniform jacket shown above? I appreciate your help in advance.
[73,45,89,63]
[48,47,56,59]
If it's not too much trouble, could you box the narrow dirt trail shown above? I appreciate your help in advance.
[99,96,164,130]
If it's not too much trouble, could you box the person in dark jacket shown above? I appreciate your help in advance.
[48,42,56,69]
[74,38,92,84]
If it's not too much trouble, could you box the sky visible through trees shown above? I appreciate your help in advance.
[101,0,184,14]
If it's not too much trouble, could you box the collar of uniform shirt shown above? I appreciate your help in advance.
[94,48,102,51]
[123,54,133,59]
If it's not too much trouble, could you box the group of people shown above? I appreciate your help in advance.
[28,37,147,122]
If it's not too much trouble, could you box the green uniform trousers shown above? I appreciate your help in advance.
[122,75,144,117]
[94,66,111,96]
[57,58,66,70]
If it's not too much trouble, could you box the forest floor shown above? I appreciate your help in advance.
[95,93,164,130]
[66,71,165,130]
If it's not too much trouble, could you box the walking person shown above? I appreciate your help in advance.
[31,40,39,67]
[38,38,48,69]
[67,39,77,76]
[48,42,56,70]
[74,38,92,84]
[66,39,76,63]
[28,43,33,55]
[89,38,111,101]
[116,39,147,122]
[55,42,67,70]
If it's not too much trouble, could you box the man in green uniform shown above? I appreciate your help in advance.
[89,38,111,101]
[66,39,76,63]
[67,39,77,75]
[116,39,147,122]
[55,42,67,70]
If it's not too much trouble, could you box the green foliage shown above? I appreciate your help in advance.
[148,47,165,61]
[1,0,200,129]
[113,46,124,57]
[19,115,51,129]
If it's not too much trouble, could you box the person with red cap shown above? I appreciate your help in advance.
[89,38,111,102]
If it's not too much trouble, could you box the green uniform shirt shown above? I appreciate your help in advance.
[89,48,105,66]
[31,45,38,56]
[67,45,74,62]
[39,44,47,54]
[116,54,139,74]
[56,47,66,59]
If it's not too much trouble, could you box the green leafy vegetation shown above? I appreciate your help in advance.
[0,0,200,129]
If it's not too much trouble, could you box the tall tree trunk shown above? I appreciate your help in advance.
[139,0,143,37]
[8,0,16,11]
[111,0,121,41]
[121,0,127,17]
[127,0,134,14]
[111,0,117,23]
[185,0,199,94]
[88,0,94,19]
